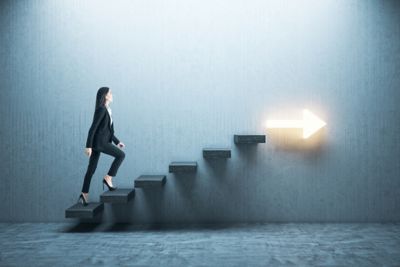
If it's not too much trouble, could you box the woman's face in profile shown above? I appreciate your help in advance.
[106,89,113,103]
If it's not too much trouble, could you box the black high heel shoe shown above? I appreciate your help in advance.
[78,193,88,206]
[103,179,117,191]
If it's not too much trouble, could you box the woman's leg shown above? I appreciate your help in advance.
[81,150,101,193]
[99,142,125,178]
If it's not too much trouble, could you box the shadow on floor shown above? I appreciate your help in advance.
[60,222,260,233]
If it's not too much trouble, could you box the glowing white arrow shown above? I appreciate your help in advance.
[266,109,326,139]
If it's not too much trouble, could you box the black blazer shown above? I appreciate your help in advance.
[86,106,120,148]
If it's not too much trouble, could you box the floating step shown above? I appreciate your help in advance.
[234,135,266,144]
[203,148,231,158]
[135,175,166,188]
[100,188,135,203]
[169,161,197,173]
[65,202,104,219]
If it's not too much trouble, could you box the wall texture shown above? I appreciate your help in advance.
[1,0,399,223]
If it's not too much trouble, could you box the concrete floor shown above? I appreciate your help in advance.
[0,223,399,266]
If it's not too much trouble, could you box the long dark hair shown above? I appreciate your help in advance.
[95,87,109,111]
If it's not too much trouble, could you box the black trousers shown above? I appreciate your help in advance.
[81,142,125,193]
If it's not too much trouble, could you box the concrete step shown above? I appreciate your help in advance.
[203,148,231,158]
[234,134,266,144]
[65,202,104,219]
[135,175,166,188]
[100,188,135,203]
[169,161,198,173]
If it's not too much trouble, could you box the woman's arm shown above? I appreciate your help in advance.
[86,106,107,148]
[112,134,120,145]
[113,134,125,148]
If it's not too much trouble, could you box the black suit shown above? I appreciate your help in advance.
[86,106,120,148]
[82,105,125,193]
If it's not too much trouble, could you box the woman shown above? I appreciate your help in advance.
[78,87,126,206]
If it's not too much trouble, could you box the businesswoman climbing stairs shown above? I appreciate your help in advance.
[78,87,126,206]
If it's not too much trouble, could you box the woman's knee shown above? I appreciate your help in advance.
[118,150,125,160]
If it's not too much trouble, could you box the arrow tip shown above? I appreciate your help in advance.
[302,109,326,138]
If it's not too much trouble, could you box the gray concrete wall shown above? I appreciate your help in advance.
[1,0,399,223]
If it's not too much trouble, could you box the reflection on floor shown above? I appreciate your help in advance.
[0,223,399,266]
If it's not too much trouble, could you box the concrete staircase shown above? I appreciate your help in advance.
[134,175,167,188]
[66,134,265,219]
[169,161,198,173]
[203,148,231,159]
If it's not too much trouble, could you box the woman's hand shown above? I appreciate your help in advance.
[117,142,125,148]
[85,147,92,157]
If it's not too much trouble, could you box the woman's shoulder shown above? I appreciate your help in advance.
[95,105,107,111]
[94,105,107,115]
